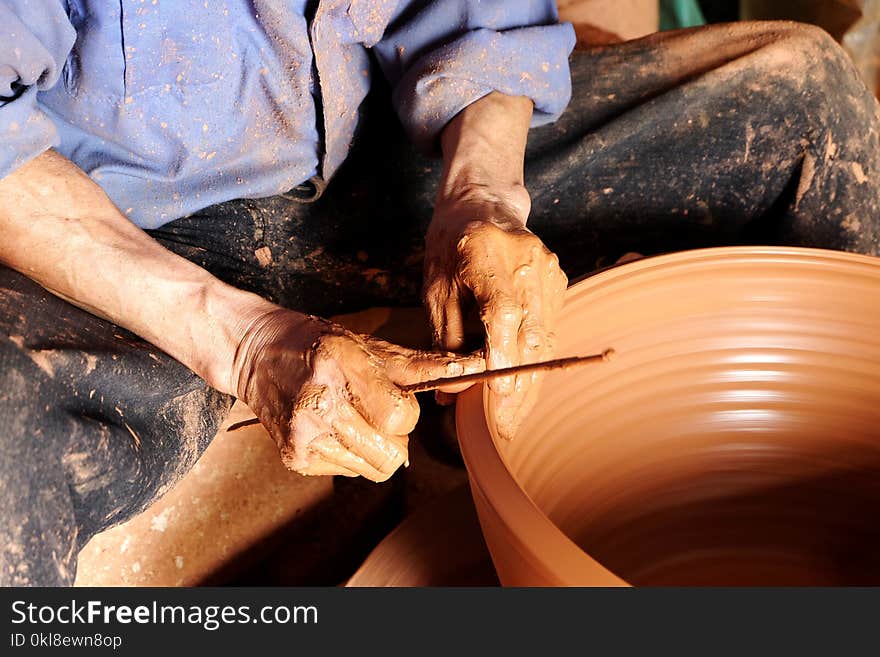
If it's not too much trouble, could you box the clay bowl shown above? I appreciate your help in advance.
[457,247,880,586]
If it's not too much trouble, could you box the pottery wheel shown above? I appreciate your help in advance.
[346,485,498,587]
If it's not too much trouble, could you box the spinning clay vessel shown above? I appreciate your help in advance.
[457,247,880,586]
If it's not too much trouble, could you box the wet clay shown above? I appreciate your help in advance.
[236,310,484,482]
[457,247,880,586]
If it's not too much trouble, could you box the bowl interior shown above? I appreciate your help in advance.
[476,247,880,586]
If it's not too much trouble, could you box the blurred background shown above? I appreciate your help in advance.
[564,0,879,96]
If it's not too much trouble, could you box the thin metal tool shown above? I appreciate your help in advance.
[226,349,616,432]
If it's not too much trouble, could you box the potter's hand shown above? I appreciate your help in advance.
[424,189,568,441]
[233,309,485,481]
[428,92,564,439]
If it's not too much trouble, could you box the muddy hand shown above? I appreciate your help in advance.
[232,309,485,482]
[424,196,568,440]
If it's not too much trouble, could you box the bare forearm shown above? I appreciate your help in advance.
[0,150,277,394]
[438,91,534,223]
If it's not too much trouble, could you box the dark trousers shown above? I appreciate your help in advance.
[2,22,878,585]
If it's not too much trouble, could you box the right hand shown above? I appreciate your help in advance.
[232,309,485,482]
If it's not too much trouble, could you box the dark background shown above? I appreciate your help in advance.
[699,0,740,23]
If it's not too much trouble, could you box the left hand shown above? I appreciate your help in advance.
[423,185,568,440]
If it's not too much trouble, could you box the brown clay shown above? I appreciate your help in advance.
[457,247,880,586]
[235,310,483,482]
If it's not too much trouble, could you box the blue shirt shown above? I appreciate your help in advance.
[1,0,575,229]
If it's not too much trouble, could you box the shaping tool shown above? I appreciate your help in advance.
[226,349,616,432]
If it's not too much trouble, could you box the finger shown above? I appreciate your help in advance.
[338,353,422,436]
[424,277,450,348]
[424,277,466,352]
[432,345,487,395]
[480,289,523,395]
[516,270,563,362]
[331,403,409,476]
[520,252,566,360]
[491,369,544,441]
[485,311,543,442]
[459,255,523,395]
[498,306,551,441]
[508,300,548,426]
[281,405,330,473]
[358,380,419,437]
[518,293,548,360]
[275,409,360,477]
[283,400,394,479]
[296,459,360,478]
[492,254,565,440]
[366,337,486,391]
[423,273,472,397]
[310,433,392,483]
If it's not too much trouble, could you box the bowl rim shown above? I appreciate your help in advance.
[455,245,880,586]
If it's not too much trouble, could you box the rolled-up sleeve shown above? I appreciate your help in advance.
[0,1,76,179]
[370,0,576,152]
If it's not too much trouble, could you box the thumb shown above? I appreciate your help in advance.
[366,338,485,391]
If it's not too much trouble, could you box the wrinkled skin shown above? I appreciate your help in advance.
[233,309,485,481]
[424,187,568,441]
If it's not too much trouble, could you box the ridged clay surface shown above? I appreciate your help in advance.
[457,247,880,586]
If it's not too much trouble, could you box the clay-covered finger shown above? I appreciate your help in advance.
[480,291,524,395]
[274,410,360,477]
[511,317,548,425]
[424,277,466,352]
[459,259,522,394]
[310,434,392,483]
[350,371,422,436]
[518,292,549,358]
[490,370,543,441]
[331,403,409,476]
[280,404,331,473]
[296,459,360,478]
[489,282,557,440]
[516,248,564,358]
[367,337,486,393]
[489,335,549,442]
[456,231,529,394]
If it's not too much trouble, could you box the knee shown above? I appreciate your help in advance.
[773,20,837,46]
[734,20,871,119]
[761,21,855,81]
[783,21,847,60]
